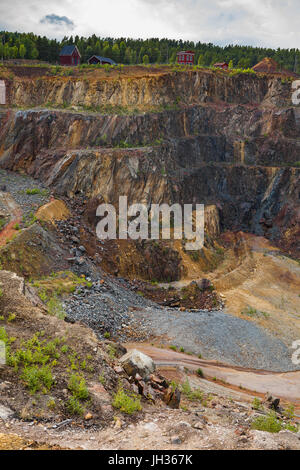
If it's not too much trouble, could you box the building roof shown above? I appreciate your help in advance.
[177,50,195,55]
[88,55,116,65]
[59,45,81,57]
[213,62,228,66]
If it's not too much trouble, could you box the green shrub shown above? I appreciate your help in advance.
[66,396,84,415]
[112,386,142,414]
[68,373,89,400]
[251,411,282,433]
[283,403,295,420]
[196,368,204,378]
[46,296,66,320]
[181,379,203,401]
[252,397,262,410]
[21,365,54,394]
[25,188,48,196]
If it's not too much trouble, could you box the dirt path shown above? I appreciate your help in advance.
[124,343,300,405]
[0,191,21,246]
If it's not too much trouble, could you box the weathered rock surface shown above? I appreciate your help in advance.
[119,349,156,379]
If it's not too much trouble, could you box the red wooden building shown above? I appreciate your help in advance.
[177,50,195,65]
[59,45,81,66]
[213,62,229,70]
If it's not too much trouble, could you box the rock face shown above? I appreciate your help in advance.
[164,386,181,409]
[119,349,156,379]
[5,69,293,109]
[0,71,299,257]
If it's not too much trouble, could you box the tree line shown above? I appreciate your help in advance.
[0,31,299,72]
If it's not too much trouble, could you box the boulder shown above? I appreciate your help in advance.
[119,349,155,379]
[0,404,14,420]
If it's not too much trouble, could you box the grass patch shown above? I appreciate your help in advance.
[241,306,270,319]
[46,296,66,320]
[68,373,89,400]
[32,271,91,301]
[112,385,142,414]
[251,411,299,433]
[252,397,263,410]
[25,188,49,196]
[251,411,282,433]
[172,378,204,402]
[21,364,54,394]
[66,396,84,415]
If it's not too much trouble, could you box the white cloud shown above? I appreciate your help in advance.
[0,0,299,48]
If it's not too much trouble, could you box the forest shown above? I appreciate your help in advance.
[0,30,299,71]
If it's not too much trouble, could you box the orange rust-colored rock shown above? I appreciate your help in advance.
[35,199,70,224]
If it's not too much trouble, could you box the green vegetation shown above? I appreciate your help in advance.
[46,296,66,320]
[22,212,37,227]
[229,67,256,76]
[25,188,49,196]
[0,31,299,72]
[68,373,89,400]
[112,385,142,414]
[252,397,263,410]
[0,217,6,231]
[181,379,203,401]
[66,396,84,415]
[196,368,204,378]
[0,325,104,417]
[1,331,65,393]
[107,344,117,360]
[21,364,54,394]
[241,306,270,319]
[251,412,282,433]
[170,378,204,402]
[6,333,61,370]
[251,410,299,433]
[32,271,91,305]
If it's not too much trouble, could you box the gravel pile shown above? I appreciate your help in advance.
[63,276,154,340]
[132,307,299,372]
[63,270,299,371]
[0,169,50,219]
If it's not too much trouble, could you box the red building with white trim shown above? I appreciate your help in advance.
[213,62,229,70]
[59,45,81,66]
[177,50,195,65]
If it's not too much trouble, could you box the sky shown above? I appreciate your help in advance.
[0,0,299,49]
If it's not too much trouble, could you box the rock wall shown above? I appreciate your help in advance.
[0,71,299,256]
[8,71,290,108]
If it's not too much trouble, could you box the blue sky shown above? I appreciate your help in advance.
[0,0,299,48]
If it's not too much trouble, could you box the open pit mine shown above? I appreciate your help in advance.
[0,64,299,450]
